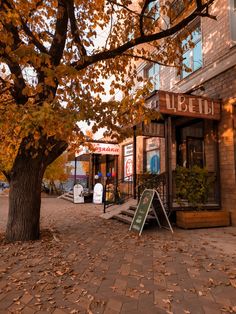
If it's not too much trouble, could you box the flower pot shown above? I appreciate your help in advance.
[176,210,230,229]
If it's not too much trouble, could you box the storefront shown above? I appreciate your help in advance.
[77,141,120,190]
[118,90,221,214]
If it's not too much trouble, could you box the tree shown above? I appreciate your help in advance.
[43,153,72,194]
[0,0,216,241]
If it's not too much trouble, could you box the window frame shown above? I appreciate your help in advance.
[144,63,160,92]
[180,21,203,79]
[147,0,160,21]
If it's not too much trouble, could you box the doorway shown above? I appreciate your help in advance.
[176,120,204,168]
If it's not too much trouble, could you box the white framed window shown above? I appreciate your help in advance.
[181,24,202,79]
[144,63,160,91]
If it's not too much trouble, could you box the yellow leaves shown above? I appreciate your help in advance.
[44,153,71,183]
[44,76,56,88]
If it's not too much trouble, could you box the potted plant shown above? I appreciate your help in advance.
[175,166,230,229]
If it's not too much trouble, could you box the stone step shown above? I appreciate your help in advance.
[121,209,136,217]
[129,205,137,211]
[60,194,74,202]
[113,214,133,224]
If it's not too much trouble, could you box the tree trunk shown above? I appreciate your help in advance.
[6,153,45,242]
[5,136,68,242]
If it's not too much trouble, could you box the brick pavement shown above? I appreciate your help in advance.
[0,196,236,314]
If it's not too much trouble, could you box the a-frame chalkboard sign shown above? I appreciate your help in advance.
[129,189,173,235]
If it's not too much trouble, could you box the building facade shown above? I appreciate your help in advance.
[117,0,236,224]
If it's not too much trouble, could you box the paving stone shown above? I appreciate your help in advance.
[52,309,67,314]
[21,293,34,305]
[21,307,37,314]
[119,264,130,276]
[105,298,122,312]
[121,300,138,312]
[114,278,127,295]
[0,199,236,314]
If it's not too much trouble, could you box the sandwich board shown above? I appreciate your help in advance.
[73,184,84,204]
[93,183,103,204]
[129,189,173,235]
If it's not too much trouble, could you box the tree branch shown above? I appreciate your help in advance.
[72,0,216,71]
[0,48,27,105]
[122,52,175,67]
[44,137,68,166]
[49,0,68,66]
[106,0,141,17]
[19,17,48,54]
[66,0,87,58]
[139,0,155,36]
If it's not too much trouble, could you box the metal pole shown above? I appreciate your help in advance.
[74,154,77,185]
[133,125,137,199]
[165,116,172,211]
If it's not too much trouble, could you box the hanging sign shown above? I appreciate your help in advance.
[129,189,173,235]
[76,143,119,157]
[73,184,84,204]
[93,183,103,204]
[146,90,221,120]
[91,143,120,155]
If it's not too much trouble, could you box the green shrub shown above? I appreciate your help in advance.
[175,166,214,210]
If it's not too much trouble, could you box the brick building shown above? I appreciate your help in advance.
[116,0,236,225]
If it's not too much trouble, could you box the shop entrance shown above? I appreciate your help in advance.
[176,120,204,168]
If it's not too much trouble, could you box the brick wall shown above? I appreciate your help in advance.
[118,0,236,224]
[190,66,236,225]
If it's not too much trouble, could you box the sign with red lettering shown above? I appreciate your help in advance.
[76,143,120,156]
[146,90,221,120]
[92,143,119,155]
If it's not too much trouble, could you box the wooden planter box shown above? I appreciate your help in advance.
[176,210,230,229]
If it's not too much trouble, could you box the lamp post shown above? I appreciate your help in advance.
[74,154,77,186]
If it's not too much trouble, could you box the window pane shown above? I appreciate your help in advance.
[147,1,160,20]
[182,50,190,78]
[181,25,202,78]
[146,150,160,173]
[146,64,159,90]
[192,27,201,42]
[193,40,202,71]
[171,0,185,21]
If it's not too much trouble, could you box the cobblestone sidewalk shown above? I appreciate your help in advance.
[0,197,236,314]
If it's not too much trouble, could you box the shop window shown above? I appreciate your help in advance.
[144,138,160,173]
[123,143,133,180]
[176,121,204,168]
[144,63,160,91]
[229,0,236,42]
[181,24,202,79]
[186,137,204,168]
